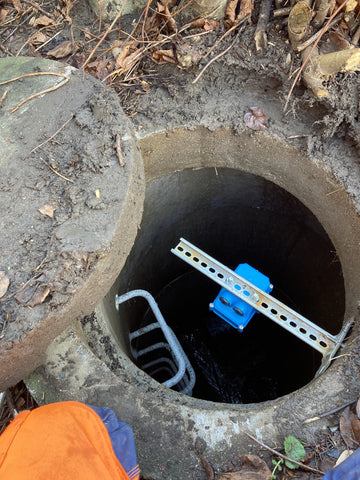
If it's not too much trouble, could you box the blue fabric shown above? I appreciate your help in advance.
[322,448,360,480]
[89,406,140,480]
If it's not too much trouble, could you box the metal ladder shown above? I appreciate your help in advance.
[115,289,196,395]
[171,238,353,377]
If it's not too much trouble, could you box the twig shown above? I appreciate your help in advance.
[255,0,272,52]
[303,400,356,424]
[284,0,350,111]
[0,72,69,113]
[142,0,152,41]
[273,7,292,17]
[193,32,240,84]
[204,19,247,59]
[296,14,342,52]
[81,0,129,70]
[35,29,63,52]
[115,134,125,167]
[12,78,68,112]
[172,0,196,17]
[0,89,8,107]
[21,0,55,18]
[353,25,360,45]
[5,390,18,417]
[245,433,325,475]
[39,157,75,183]
[29,115,73,155]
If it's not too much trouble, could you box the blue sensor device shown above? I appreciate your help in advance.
[209,263,273,331]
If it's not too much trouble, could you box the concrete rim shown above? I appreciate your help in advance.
[27,123,360,480]
[0,57,145,390]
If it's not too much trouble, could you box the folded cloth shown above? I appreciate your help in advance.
[0,401,139,480]
[90,405,140,480]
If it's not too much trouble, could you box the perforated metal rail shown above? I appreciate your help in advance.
[171,238,353,376]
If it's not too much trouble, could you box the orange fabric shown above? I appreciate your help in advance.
[0,401,131,480]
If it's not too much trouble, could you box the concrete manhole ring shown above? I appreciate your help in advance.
[0,57,145,389]
[28,113,360,479]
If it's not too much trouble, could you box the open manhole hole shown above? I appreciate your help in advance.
[28,126,360,480]
[106,166,345,404]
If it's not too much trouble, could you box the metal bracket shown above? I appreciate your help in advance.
[171,238,353,377]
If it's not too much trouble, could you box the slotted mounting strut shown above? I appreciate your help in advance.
[171,238,353,377]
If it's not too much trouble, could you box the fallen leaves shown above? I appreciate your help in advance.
[47,40,76,59]
[225,0,254,28]
[340,406,360,449]
[0,8,11,22]
[152,47,177,64]
[0,272,10,300]
[14,273,50,308]
[218,455,271,480]
[33,15,55,28]
[244,107,268,131]
[38,204,55,218]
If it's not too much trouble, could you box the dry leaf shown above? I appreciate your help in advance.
[340,406,360,449]
[153,47,177,64]
[218,455,271,480]
[39,204,55,218]
[115,47,145,73]
[225,0,253,27]
[47,40,75,58]
[244,107,268,131]
[335,449,353,466]
[11,0,22,13]
[115,44,132,69]
[59,0,73,22]
[0,8,11,22]
[191,18,220,30]
[94,189,100,199]
[15,274,50,307]
[29,31,48,45]
[33,15,56,27]
[0,271,10,299]
[156,2,177,33]
[85,59,112,81]
[356,397,360,419]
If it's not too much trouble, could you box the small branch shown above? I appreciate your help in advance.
[254,0,272,52]
[21,0,55,18]
[39,157,75,183]
[296,15,342,52]
[5,390,18,417]
[245,433,325,475]
[114,134,125,167]
[353,25,360,45]
[273,7,292,17]
[11,77,69,113]
[0,72,70,113]
[193,27,244,84]
[82,0,129,70]
[284,0,351,111]
[29,115,74,155]
[303,400,356,424]
[0,90,8,107]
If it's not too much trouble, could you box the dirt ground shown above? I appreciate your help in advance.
[1,0,360,478]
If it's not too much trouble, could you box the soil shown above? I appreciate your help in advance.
[0,58,136,342]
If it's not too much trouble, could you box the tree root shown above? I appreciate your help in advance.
[254,0,272,52]
[302,46,360,97]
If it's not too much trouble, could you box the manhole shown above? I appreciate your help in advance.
[27,125,360,480]
[111,166,344,403]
